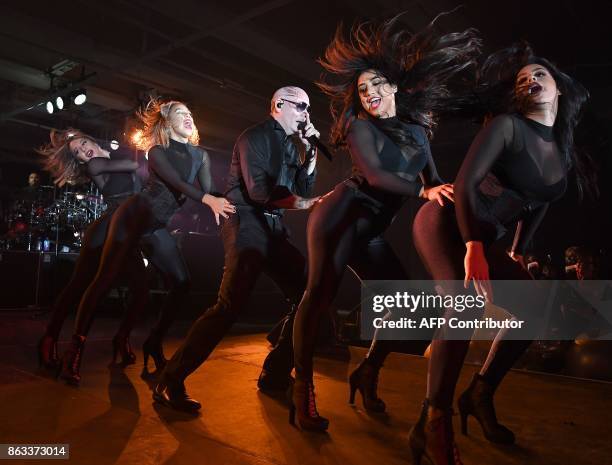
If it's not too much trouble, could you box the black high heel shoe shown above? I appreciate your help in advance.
[142,333,167,375]
[408,400,463,465]
[59,334,86,386]
[288,378,329,432]
[112,335,137,366]
[458,373,515,444]
[349,358,386,412]
[38,334,59,370]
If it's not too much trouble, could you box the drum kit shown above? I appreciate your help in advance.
[1,183,106,253]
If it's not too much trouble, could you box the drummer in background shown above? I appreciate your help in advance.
[18,171,53,205]
[28,172,41,188]
[2,170,51,242]
[21,171,41,198]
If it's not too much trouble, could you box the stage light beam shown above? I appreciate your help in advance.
[130,129,144,146]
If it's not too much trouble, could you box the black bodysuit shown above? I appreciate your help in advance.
[72,140,215,341]
[293,117,444,381]
[455,113,566,254]
[412,113,568,408]
[347,117,439,215]
[88,156,140,207]
[143,138,214,226]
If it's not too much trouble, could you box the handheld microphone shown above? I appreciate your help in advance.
[297,121,333,161]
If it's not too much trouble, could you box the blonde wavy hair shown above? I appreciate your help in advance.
[36,128,95,187]
[135,98,200,151]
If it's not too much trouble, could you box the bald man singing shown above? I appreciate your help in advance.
[154,87,320,412]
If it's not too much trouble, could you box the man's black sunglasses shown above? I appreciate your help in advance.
[281,98,311,113]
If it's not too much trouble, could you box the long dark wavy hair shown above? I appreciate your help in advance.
[475,42,596,198]
[36,128,94,186]
[317,11,481,151]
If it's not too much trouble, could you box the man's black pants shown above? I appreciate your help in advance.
[162,208,306,383]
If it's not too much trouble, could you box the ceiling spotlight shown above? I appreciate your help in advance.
[46,101,54,114]
[73,89,87,105]
[55,96,64,110]
[110,140,119,150]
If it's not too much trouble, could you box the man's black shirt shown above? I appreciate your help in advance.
[225,117,316,214]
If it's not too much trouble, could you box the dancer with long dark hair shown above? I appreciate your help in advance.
[289,14,481,431]
[37,128,144,372]
[57,99,235,385]
[409,43,591,464]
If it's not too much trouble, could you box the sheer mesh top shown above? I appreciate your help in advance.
[345,117,443,216]
[87,155,138,198]
[455,113,567,254]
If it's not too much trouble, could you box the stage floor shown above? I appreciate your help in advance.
[0,314,610,465]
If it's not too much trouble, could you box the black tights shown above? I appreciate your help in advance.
[293,183,428,381]
[139,227,191,340]
[412,200,534,408]
[45,210,148,340]
[72,195,190,339]
[352,239,431,368]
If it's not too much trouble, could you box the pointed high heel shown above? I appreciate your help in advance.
[287,379,329,432]
[141,332,167,375]
[348,358,386,412]
[59,334,86,386]
[407,400,463,465]
[112,335,136,366]
[457,373,515,444]
[37,334,59,370]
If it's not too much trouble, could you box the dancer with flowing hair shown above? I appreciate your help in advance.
[289,13,481,431]
[57,99,234,385]
[409,43,592,464]
[37,128,145,373]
